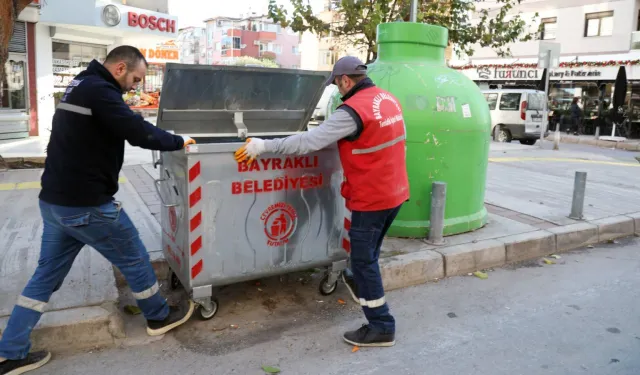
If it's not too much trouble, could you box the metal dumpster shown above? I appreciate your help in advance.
[153,64,347,320]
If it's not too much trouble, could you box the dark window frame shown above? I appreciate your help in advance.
[584,11,614,37]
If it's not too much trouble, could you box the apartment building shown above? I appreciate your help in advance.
[452,0,640,137]
[177,26,206,64]
[300,0,367,71]
[202,14,301,69]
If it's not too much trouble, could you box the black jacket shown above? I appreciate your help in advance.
[40,60,184,207]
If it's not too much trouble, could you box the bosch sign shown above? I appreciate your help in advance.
[128,12,175,33]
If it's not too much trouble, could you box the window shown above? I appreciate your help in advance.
[319,50,333,65]
[273,44,282,54]
[499,93,522,111]
[585,11,614,37]
[540,17,557,40]
[484,93,498,110]
[2,22,28,110]
[292,46,300,54]
[1,56,27,110]
[527,93,546,111]
[221,36,241,50]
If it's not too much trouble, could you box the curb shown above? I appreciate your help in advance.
[378,213,639,289]
[545,135,640,152]
[0,302,125,354]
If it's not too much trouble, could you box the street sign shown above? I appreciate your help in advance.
[538,41,561,69]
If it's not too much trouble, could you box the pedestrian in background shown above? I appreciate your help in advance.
[570,97,584,135]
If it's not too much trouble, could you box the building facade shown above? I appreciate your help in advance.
[177,26,206,65]
[8,0,179,139]
[451,0,640,137]
[203,15,301,68]
[300,0,367,71]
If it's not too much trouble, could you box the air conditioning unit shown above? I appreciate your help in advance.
[253,40,261,45]
[240,44,247,49]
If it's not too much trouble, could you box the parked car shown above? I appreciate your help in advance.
[482,89,549,145]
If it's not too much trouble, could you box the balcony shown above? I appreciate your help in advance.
[258,31,277,41]
[632,31,640,50]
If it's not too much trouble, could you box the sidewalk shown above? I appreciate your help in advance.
[1,141,639,353]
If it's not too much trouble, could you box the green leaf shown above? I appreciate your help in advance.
[262,365,281,374]
[473,271,488,280]
[124,305,142,315]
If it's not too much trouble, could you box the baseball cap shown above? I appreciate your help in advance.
[325,56,368,86]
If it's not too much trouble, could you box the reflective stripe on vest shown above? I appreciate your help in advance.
[352,134,405,155]
[57,102,93,116]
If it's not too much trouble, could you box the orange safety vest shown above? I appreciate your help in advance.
[338,86,409,211]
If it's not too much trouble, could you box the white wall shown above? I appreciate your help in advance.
[300,31,320,70]
[468,0,638,60]
[35,24,55,137]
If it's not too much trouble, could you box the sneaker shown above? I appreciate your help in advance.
[146,300,195,336]
[343,324,395,347]
[0,351,51,375]
[341,271,359,304]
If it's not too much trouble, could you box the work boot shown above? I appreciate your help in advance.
[341,270,359,304]
[0,351,51,375]
[343,324,395,347]
[146,300,195,336]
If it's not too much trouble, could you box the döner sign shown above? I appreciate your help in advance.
[128,12,176,33]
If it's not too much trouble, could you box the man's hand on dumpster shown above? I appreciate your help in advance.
[234,138,266,164]
[180,135,196,148]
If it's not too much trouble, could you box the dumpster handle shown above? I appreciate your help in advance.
[152,151,162,169]
[154,178,179,208]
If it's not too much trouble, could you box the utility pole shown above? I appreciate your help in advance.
[410,0,418,22]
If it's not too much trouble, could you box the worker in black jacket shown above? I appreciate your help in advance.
[0,46,195,375]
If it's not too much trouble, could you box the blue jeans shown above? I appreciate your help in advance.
[0,200,169,360]
[348,205,402,334]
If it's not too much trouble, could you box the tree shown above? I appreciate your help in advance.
[268,0,539,63]
[1,0,33,100]
[227,56,279,68]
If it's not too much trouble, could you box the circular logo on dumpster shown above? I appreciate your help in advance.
[169,206,178,234]
[261,202,298,247]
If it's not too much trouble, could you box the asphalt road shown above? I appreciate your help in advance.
[34,238,640,375]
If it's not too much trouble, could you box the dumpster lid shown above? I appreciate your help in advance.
[156,64,330,139]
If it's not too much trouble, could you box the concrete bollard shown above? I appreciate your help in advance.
[569,171,587,220]
[427,181,447,245]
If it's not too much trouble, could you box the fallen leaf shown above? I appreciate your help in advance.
[551,254,561,259]
[352,346,360,353]
[543,258,556,265]
[124,305,141,315]
[337,299,346,305]
[473,271,488,280]
[262,365,281,373]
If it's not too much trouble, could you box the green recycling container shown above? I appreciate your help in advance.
[328,22,490,237]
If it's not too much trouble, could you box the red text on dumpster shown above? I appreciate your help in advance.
[232,156,324,195]
[261,202,298,247]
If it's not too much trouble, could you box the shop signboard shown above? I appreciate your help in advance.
[460,65,623,82]
[138,40,180,64]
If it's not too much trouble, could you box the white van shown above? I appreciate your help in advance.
[482,89,549,145]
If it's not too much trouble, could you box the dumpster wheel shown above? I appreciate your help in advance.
[197,298,219,321]
[319,274,339,295]
[170,272,181,290]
